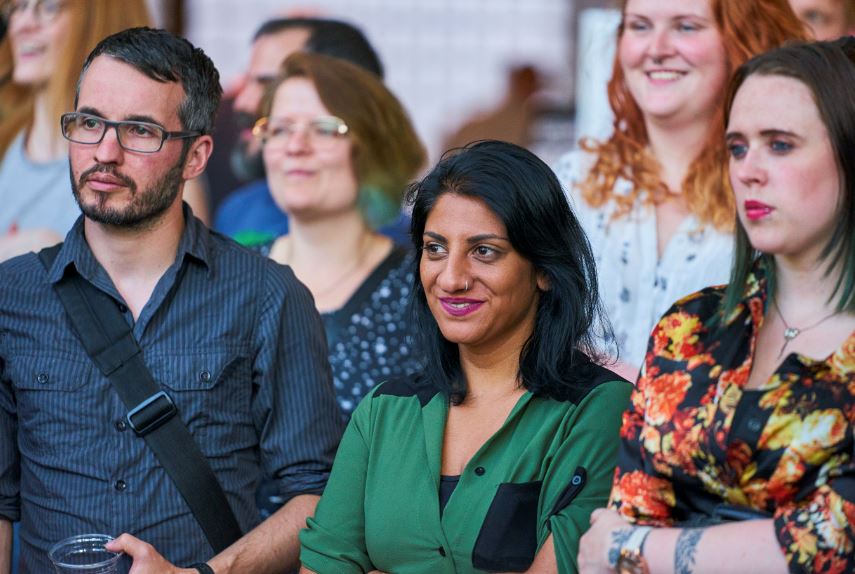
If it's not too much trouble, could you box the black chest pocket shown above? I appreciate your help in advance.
[472,480,542,572]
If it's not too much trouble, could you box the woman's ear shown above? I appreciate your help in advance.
[536,271,551,292]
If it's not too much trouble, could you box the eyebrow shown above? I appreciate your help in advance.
[76,107,164,126]
[725,129,803,141]
[423,231,510,244]
[624,12,712,21]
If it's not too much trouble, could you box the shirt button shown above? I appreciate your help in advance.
[437,546,446,557]
[115,420,128,432]
[117,303,128,313]
[474,466,485,476]
[114,480,127,492]
[36,373,49,384]
[199,370,212,382]
[747,418,762,433]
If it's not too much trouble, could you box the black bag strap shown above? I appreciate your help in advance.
[39,244,242,553]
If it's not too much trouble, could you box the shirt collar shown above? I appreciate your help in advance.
[46,203,213,285]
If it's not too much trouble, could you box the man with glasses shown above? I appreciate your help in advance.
[0,27,342,574]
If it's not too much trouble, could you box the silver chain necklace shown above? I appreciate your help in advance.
[772,298,839,358]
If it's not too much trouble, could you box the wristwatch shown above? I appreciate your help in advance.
[191,563,215,574]
[616,526,652,574]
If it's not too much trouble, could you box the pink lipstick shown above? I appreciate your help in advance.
[744,200,773,221]
[439,297,484,317]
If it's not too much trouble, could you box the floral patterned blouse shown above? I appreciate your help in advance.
[609,262,855,574]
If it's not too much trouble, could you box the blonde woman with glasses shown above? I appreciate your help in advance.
[251,49,425,441]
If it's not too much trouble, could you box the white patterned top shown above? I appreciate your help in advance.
[553,149,734,367]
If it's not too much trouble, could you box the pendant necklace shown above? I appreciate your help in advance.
[772,298,839,358]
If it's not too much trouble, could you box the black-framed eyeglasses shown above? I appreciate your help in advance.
[2,0,67,24]
[60,112,201,154]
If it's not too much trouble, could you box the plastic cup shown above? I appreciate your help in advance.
[48,534,122,574]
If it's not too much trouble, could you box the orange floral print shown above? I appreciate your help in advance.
[645,372,692,425]
[609,264,855,574]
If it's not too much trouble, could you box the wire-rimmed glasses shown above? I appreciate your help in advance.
[252,116,349,151]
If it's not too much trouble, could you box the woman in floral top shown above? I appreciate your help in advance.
[579,39,855,574]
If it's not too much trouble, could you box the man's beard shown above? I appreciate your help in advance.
[70,159,184,231]
[230,111,266,182]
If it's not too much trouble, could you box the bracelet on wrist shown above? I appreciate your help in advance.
[617,526,652,574]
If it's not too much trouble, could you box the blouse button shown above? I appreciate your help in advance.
[199,370,212,382]
[36,373,49,384]
[747,418,762,433]
[474,466,485,476]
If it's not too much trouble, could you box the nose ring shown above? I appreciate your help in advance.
[464,281,470,292]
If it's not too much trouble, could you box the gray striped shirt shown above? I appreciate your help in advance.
[0,208,343,572]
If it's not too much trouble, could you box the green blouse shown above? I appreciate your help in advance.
[300,369,631,573]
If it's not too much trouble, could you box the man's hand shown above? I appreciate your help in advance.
[105,534,198,574]
[578,508,633,574]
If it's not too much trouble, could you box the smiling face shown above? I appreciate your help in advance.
[726,74,841,267]
[789,0,851,40]
[419,193,545,356]
[262,77,359,222]
[8,0,73,87]
[619,0,728,128]
[69,56,204,229]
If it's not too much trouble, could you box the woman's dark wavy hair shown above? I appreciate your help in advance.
[722,37,855,317]
[406,140,614,404]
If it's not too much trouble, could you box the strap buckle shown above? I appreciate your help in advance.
[126,391,177,436]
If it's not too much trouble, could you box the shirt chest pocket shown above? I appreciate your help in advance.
[10,352,92,393]
[472,480,543,572]
[8,352,99,453]
[147,350,253,428]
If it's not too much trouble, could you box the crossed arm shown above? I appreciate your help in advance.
[578,509,788,574]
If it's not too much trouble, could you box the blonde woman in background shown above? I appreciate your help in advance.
[554,0,807,380]
[0,0,150,261]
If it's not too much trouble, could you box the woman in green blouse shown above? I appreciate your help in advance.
[299,140,632,573]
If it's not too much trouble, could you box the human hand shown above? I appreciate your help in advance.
[578,508,633,574]
[104,534,197,574]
